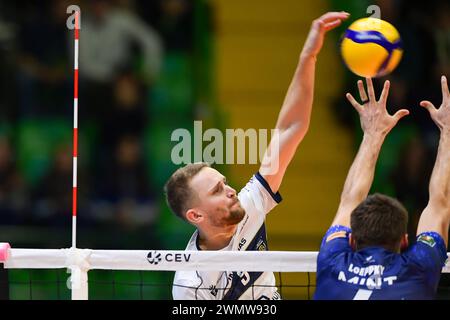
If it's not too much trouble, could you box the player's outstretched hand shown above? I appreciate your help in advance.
[346,78,409,138]
[420,76,450,134]
[301,11,349,59]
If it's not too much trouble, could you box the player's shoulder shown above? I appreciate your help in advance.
[238,174,260,197]
[317,225,352,267]
[416,232,445,249]
[239,172,282,203]
[403,232,448,270]
[321,225,352,247]
[409,232,446,255]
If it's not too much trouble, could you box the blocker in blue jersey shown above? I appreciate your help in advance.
[315,77,450,300]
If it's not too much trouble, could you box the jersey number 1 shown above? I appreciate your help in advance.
[353,289,373,300]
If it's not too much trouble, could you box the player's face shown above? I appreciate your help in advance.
[189,167,245,227]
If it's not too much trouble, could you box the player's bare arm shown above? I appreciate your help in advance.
[332,78,409,227]
[260,12,349,192]
[416,76,450,246]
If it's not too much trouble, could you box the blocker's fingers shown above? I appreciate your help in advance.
[378,80,390,105]
[366,77,376,102]
[420,100,437,113]
[346,92,363,113]
[393,109,409,122]
[357,80,368,103]
[441,76,449,102]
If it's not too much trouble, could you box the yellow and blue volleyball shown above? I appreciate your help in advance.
[340,17,403,78]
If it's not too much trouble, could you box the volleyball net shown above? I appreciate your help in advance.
[0,244,449,300]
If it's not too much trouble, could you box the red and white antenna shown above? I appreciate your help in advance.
[72,10,80,249]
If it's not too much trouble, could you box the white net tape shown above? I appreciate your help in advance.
[4,249,318,272]
[3,248,450,272]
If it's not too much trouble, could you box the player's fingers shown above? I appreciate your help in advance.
[357,80,368,103]
[441,76,449,103]
[316,20,326,32]
[324,19,343,31]
[346,93,363,113]
[366,77,376,102]
[392,109,410,122]
[311,19,325,33]
[420,100,436,113]
[378,80,390,105]
[319,11,350,23]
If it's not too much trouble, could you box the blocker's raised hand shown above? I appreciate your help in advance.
[346,78,409,138]
[420,76,450,133]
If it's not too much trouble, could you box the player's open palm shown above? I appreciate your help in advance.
[420,76,450,133]
[346,78,409,137]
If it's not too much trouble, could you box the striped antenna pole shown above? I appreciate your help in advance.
[70,10,88,301]
[72,11,80,249]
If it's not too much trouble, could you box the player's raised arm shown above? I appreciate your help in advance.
[331,78,409,227]
[260,12,349,192]
[416,76,450,246]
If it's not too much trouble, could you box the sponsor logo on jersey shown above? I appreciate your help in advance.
[257,239,267,251]
[417,234,436,247]
[238,238,247,250]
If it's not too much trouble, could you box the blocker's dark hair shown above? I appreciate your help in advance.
[351,193,408,252]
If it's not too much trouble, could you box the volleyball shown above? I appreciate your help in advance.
[340,17,403,78]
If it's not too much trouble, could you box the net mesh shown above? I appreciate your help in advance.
[4,269,314,300]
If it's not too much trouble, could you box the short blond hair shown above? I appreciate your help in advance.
[164,163,210,220]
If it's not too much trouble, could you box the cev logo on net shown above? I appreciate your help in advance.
[147,251,192,265]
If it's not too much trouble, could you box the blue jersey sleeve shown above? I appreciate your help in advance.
[317,225,352,270]
[406,232,448,287]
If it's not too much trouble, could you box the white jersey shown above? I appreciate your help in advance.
[172,173,282,300]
